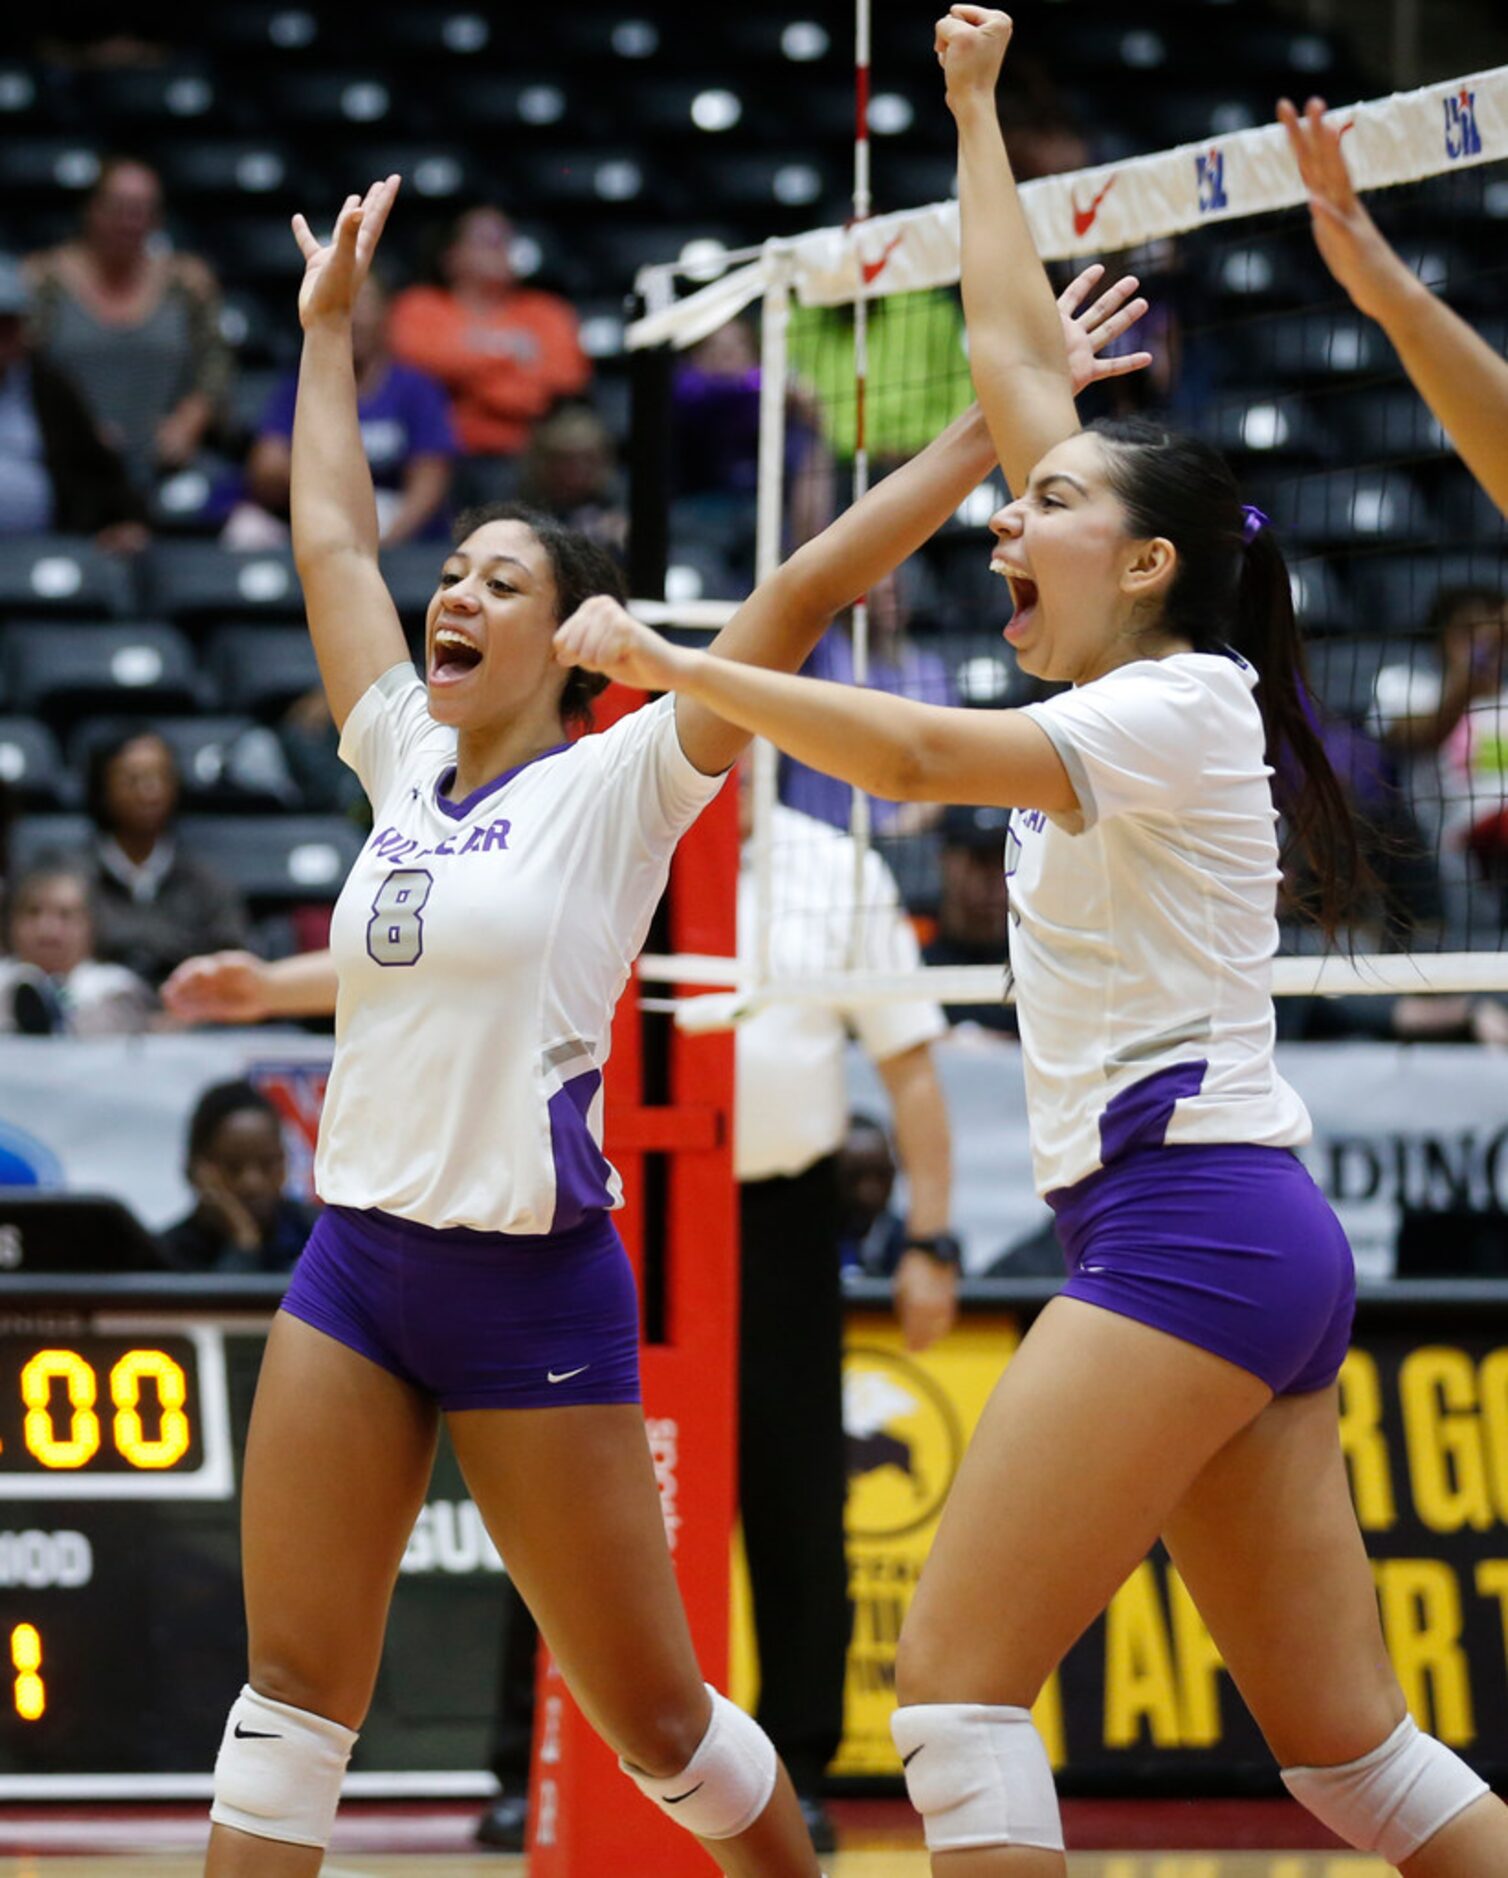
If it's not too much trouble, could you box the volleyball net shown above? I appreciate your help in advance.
[627,66,1508,1025]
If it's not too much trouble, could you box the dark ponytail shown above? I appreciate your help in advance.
[1089,416,1369,943]
[453,501,623,729]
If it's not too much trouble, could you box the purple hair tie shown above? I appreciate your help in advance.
[1242,503,1270,544]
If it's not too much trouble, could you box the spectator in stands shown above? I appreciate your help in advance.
[923,803,1017,1035]
[0,255,148,549]
[81,727,250,986]
[1372,586,1508,899]
[227,274,456,549]
[0,858,154,1035]
[780,565,955,836]
[516,404,626,558]
[671,316,834,572]
[389,205,589,498]
[24,157,231,496]
[159,1079,317,1274]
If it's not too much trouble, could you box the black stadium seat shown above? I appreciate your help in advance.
[1265,468,1436,551]
[0,537,135,617]
[7,812,93,879]
[206,624,321,717]
[0,622,205,731]
[179,813,364,903]
[0,717,72,809]
[144,542,302,624]
[1221,313,1393,387]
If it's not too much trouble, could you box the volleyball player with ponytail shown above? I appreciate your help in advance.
[554,10,1508,1873]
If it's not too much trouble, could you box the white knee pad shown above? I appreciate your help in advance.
[620,1685,777,1841]
[210,1684,358,1849]
[890,1703,1063,1854]
[1282,1714,1489,1866]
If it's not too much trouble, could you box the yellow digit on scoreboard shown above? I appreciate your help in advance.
[21,1351,101,1470]
[111,1351,191,1470]
[11,1623,44,1721]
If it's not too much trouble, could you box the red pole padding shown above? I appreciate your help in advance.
[527,691,740,1874]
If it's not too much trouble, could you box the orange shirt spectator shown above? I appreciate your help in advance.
[390,207,590,457]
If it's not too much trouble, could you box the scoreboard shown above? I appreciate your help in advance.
[0,1273,504,1796]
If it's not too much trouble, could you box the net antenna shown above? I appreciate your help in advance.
[630,63,1508,1029]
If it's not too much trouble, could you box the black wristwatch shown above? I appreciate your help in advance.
[901,1232,962,1269]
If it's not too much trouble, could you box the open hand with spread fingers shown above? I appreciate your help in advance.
[554,596,691,695]
[291,174,401,331]
[935,5,1013,108]
[1278,97,1416,322]
[1059,264,1153,392]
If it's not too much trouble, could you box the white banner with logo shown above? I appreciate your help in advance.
[629,64,1508,344]
[0,1033,1503,1277]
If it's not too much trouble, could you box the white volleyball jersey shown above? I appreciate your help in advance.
[315,665,725,1235]
[1010,651,1311,1197]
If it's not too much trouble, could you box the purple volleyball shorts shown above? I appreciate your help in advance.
[1047,1143,1356,1395]
[280,1203,642,1410]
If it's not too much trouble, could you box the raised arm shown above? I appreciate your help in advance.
[1281,95,1508,520]
[556,601,1076,816]
[676,264,1150,774]
[938,6,1082,498]
[289,176,410,730]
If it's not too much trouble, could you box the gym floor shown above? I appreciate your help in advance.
[0,1798,1390,1874]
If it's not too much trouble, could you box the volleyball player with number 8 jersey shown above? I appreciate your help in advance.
[201,172,1152,1877]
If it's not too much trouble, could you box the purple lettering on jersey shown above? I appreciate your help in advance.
[459,824,489,855]
[370,826,421,863]
[433,836,457,856]
[482,819,511,852]
[1018,808,1048,834]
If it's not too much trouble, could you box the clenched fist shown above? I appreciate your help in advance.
[553,596,690,694]
[935,5,1013,107]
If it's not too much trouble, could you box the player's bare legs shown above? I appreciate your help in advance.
[1164,1384,1508,1876]
[892,1296,1272,1876]
[206,1315,440,1877]
[450,1402,822,1876]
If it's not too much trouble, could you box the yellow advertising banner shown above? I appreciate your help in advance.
[732,1306,1508,1786]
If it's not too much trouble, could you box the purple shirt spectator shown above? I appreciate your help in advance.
[260,362,455,503]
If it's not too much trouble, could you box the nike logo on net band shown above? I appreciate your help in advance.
[1071,176,1117,237]
[233,1723,281,1740]
[547,1365,590,1384]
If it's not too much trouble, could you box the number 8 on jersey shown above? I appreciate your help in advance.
[367,869,434,967]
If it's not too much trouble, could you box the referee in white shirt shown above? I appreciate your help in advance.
[735,775,957,1847]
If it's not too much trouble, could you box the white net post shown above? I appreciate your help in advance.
[845,0,875,969]
[749,252,794,996]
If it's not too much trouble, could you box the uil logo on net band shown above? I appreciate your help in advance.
[1195,147,1228,216]
[841,1348,964,1540]
[1444,87,1483,162]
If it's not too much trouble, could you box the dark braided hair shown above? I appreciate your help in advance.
[452,501,624,729]
[1086,415,1369,943]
